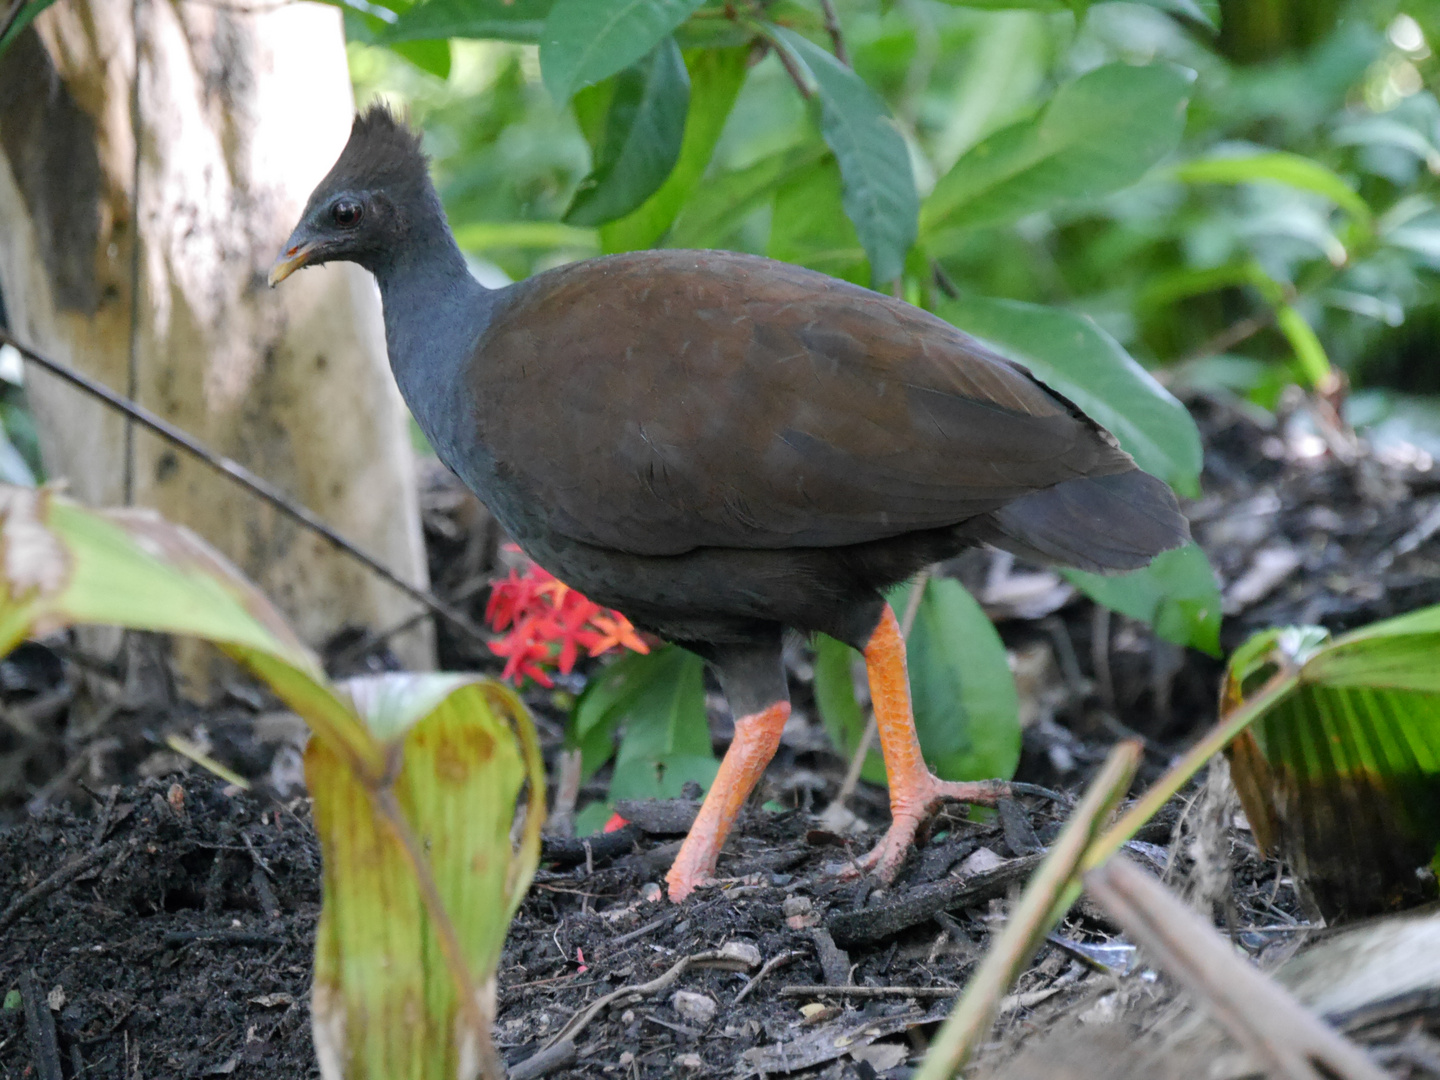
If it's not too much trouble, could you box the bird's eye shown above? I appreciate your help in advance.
[331,199,363,228]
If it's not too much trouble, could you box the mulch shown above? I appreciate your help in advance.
[2,390,1439,1078]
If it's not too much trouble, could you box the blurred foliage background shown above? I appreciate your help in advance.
[341,0,1440,461]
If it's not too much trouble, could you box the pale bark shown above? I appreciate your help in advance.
[0,0,433,676]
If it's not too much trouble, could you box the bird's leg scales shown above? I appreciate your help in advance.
[666,700,790,903]
[844,604,1011,884]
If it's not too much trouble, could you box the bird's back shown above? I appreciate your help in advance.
[464,248,1183,568]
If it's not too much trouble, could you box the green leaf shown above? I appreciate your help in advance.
[891,578,1021,784]
[390,37,452,79]
[667,143,829,249]
[600,46,749,252]
[812,634,886,785]
[935,295,1204,496]
[607,645,718,800]
[770,28,918,284]
[540,0,707,103]
[570,647,675,779]
[1063,544,1221,655]
[0,0,61,57]
[565,38,690,227]
[922,63,1192,240]
[1224,606,1440,919]
[766,157,868,283]
[1173,151,1372,225]
[310,678,543,1078]
[380,0,552,43]
[452,220,599,253]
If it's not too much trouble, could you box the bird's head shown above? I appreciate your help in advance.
[269,105,433,285]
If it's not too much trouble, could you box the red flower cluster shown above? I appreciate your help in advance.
[484,552,649,687]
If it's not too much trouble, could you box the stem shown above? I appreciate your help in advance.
[817,0,848,65]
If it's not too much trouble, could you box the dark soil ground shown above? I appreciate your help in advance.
[2,391,1439,1079]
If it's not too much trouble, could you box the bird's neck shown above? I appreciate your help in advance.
[371,204,493,471]
[372,210,488,408]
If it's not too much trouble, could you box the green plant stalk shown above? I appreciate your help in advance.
[914,740,1142,1080]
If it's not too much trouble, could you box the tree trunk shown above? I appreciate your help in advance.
[0,1,433,678]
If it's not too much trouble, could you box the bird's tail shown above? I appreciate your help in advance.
[964,469,1190,573]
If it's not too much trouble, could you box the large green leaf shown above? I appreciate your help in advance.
[606,645,718,800]
[935,295,1203,496]
[1224,606,1440,920]
[1063,544,1221,656]
[380,0,552,43]
[311,678,542,1079]
[667,143,829,249]
[572,645,717,799]
[540,0,707,102]
[766,157,868,283]
[922,62,1192,241]
[565,38,690,226]
[601,46,749,252]
[771,28,919,284]
[891,578,1021,783]
[1173,150,1372,225]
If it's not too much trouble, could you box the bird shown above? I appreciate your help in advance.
[270,107,1189,902]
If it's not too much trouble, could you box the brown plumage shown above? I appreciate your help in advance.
[272,108,1189,902]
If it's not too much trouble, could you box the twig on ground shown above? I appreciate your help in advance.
[20,969,64,1080]
[0,329,487,647]
[530,949,751,1060]
[735,950,802,1004]
[780,985,959,999]
[0,839,123,934]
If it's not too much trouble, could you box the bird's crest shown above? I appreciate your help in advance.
[323,103,430,194]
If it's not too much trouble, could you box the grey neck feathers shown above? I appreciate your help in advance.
[372,190,490,418]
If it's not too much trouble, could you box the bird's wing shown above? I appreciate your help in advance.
[471,249,1136,557]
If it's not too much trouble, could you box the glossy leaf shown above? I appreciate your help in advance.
[890,577,1021,784]
[1223,606,1440,919]
[812,634,886,785]
[772,27,919,284]
[1063,544,1222,656]
[1173,150,1372,224]
[766,156,868,283]
[381,0,552,43]
[923,63,1191,239]
[572,645,718,799]
[607,645,718,800]
[540,0,707,103]
[452,220,599,254]
[668,143,829,249]
[566,38,690,227]
[601,46,750,252]
[935,295,1204,496]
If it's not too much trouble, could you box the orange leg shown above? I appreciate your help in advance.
[849,604,1008,881]
[666,700,790,902]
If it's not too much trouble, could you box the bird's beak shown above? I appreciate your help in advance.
[268,237,319,287]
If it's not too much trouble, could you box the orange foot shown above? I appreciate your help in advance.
[844,776,1010,881]
[840,602,1034,882]
[666,701,790,903]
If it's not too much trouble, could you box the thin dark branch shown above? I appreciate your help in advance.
[0,328,488,647]
[123,0,145,505]
[764,36,813,99]
[817,0,848,65]
[0,0,32,47]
